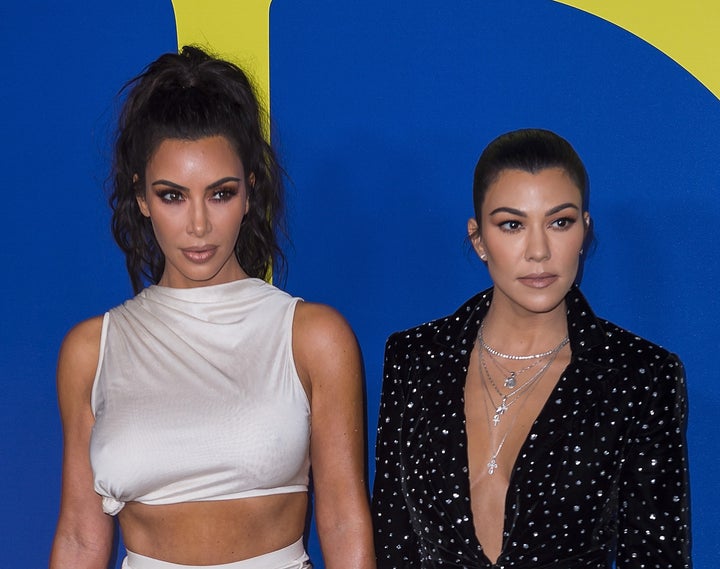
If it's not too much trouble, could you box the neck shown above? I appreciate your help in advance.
[481,296,569,356]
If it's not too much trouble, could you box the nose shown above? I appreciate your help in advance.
[187,200,211,237]
[525,225,550,262]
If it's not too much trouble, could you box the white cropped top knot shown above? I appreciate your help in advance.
[90,278,311,516]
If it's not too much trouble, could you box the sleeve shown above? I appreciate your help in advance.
[371,333,421,568]
[616,352,691,568]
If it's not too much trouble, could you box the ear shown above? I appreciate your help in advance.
[467,218,487,261]
[582,211,591,241]
[134,174,151,218]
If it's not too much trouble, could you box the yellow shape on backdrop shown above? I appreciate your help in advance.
[171,0,272,109]
[171,1,720,103]
[170,0,273,280]
[554,0,720,100]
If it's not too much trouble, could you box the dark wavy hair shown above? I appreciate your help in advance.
[109,45,286,293]
[472,128,589,224]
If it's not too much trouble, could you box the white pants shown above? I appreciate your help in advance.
[121,538,311,569]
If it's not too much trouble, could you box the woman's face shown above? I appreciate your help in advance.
[137,136,252,288]
[469,167,589,318]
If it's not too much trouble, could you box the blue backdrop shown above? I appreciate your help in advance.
[2,1,718,567]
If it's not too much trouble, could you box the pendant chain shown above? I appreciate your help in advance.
[476,326,567,475]
[479,352,557,428]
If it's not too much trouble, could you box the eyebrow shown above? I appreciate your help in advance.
[150,176,243,191]
[489,202,580,217]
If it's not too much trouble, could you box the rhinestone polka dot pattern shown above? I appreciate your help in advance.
[372,286,691,568]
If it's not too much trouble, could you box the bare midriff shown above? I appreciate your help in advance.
[118,491,308,565]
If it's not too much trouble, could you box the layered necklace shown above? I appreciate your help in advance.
[476,324,569,475]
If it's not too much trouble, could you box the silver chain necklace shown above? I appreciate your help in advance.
[484,348,543,388]
[486,343,542,389]
[479,364,548,475]
[475,322,569,475]
[478,322,569,362]
[479,350,558,427]
[483,334,567,389]
[480,390,513,475]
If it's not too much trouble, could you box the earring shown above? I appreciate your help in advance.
[480,253,487,261]
[579,248,584,256]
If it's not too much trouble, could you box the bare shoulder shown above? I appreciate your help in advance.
[57,315,105,397]
[292,301,361,388]
[293,301,356,345]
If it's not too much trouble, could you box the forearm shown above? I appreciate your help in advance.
[50,525,113,569]
[317,510,375,569]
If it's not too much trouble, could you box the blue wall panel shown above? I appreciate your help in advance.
[270,1,719,565]
[1,3,177,567]
[1,0,717,567]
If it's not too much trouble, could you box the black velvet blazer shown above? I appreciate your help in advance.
[372,286,690,568]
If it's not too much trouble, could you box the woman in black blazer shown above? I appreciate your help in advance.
[372,129,691,568]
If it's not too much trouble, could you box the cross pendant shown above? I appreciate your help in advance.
[487,457,498,475]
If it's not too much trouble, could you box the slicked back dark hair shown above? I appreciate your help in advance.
[472,128,589,227]
[109,45,286,293]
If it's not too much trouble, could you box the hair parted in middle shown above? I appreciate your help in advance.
[109,45,286,294]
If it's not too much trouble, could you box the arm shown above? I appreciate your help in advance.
[49,317,115,569]
[371,334,420,568]
[617,353,691,568]
[292,302,375,569]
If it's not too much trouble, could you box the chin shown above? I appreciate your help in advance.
[164,266,226,288]
[506,286,569,315]
[525,301,566,315]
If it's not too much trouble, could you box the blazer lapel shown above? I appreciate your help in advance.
[510,287,622,487]
[400,291,492,558]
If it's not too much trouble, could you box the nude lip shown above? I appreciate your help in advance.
[181,246,218,264]
[517,272,558,288]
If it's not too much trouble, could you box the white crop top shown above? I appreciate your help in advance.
[90,278,310,515]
